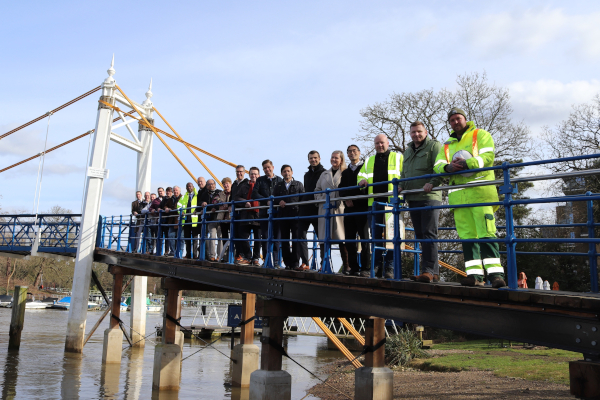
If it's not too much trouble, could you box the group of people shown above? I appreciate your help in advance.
[129,107,507,288]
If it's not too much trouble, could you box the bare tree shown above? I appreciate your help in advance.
[356,72,533,160]
[541,94,600,173]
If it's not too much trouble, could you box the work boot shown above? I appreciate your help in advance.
[460,275,484,287]
[383,267,394,279]
[359,269,371,277]
[410,273,439,283]
[490,276,507,288]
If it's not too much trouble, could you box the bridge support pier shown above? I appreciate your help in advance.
[249,315,291,400]
[152,286,182,391]
[570,359,600,399]
[355,317,393,400]
[232,293,259,388]
[130,276,147,347]
[102,273,123,364]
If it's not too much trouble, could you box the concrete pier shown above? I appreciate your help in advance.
[249,316,291,400]
[152,286,182,390]
[232,293,259,388]
[102,273,124,364]
[130,276,148,347]
[8,285,27,350]
[355,318,393,400]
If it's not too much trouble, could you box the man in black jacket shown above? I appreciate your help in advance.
[131,191,148,253]
[274,165,305,270]
[299,151,325,268]
[339,145,371,276]
[198,179,222,260]
[254,159,284,267]
[157,187,173,255]
[231,165,248,260]
[234,167,262,265]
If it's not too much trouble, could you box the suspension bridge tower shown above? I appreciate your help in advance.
[65,58,154,353]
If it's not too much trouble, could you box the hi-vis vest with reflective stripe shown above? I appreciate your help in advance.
[357,151,403,206]
[178,189,199,227]
[433,121,499,210]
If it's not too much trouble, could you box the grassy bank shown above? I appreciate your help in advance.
[411,340,579,385]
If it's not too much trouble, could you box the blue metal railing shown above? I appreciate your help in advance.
[0,214,81,254]
[97,152,600,293]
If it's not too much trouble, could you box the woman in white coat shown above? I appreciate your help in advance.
[314,150,350,273]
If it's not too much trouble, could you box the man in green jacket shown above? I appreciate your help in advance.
[399,121,443,283]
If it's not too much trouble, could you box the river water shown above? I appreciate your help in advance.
[0,307,345,399]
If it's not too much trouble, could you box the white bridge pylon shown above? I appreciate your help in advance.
[65,56,154,353]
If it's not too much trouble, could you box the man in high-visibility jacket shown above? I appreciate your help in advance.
[358,134,403,278]
[433,108,506,288]
[178,182,199,259]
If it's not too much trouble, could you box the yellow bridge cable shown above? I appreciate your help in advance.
[0,109,137,174]
[115,85,197,183]
[98,100,239,171]
[153,106,224,189]
[0,86,101,141]
[404,244,467,277]
[311,317,363,368]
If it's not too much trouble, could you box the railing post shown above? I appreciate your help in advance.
[228,202,236,264]
[156,210,163,256]
[501,162,518,289]
[109,216,115,251]
[200,206,207,261]
[311,228,318,270]
[586,192,599,293]
[413,241,420,277]
[116,215,122,251]
[391,179,402,280]
[321,189,333,274]
[127,215,134,252]
[265,196,275,268]
[65,217,71,250]
[370,202,377,278]
[141,214,148,254]
[175,209,183,259]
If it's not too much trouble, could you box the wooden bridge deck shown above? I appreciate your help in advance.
[94,248,600,359]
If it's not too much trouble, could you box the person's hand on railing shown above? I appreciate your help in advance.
[245,202,251,208]
[423,183,433,193]
[358,179,368,187]
[345,200,354,208]
[279,200,286,208]
[201,202,207,207]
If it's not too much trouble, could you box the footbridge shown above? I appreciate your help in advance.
[2,57,600,399]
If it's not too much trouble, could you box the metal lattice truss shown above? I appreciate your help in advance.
[186,305,401,337]
[0,214,80,254]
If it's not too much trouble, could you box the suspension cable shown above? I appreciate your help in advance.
[0,109,137,175]
[32,112,53,215]
[0,86,101,141]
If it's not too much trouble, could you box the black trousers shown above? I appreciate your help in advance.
[408,200,441,276]
[183,222,194,259]
[279,219,300,268]
[298,217,319,265]
[344,213,370,272]
[237,224,261,260]
[260,220,280,264]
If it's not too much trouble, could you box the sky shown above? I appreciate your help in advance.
[1,0,600,216]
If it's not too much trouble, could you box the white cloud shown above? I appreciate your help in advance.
[508,79,600,127]
[103,177,135,203]
[466,8,600,59]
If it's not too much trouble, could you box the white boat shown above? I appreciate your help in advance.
[146,305,162,312]
[55,296,99,310]
[0,295,12,308]
[25,300,50,309]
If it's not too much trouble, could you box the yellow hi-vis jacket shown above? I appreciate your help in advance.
[178,188,199,228]
[357,151,403,206]
[433,121,499,211]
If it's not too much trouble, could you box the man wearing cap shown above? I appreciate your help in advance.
[433,108,505,288]
[399,121,443,283]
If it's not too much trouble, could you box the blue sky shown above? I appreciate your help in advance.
[2,1,600,216]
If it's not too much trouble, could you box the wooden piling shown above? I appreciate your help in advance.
[240,293,256,345]
[8,286,28,350]
[365,317,385,368]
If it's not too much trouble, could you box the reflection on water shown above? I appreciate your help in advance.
[0,308,340,399]
[2,350,19,400]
